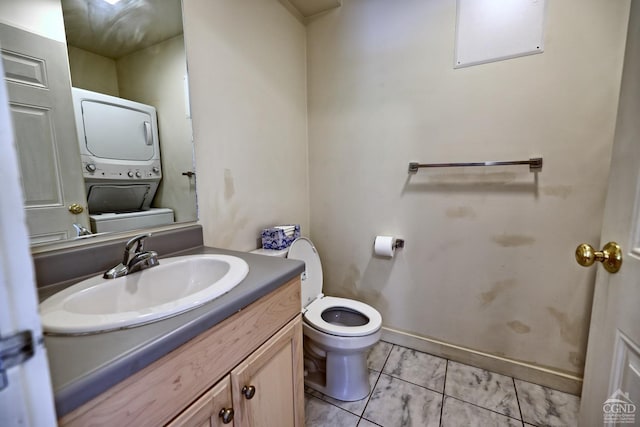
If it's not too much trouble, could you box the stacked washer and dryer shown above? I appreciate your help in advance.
[71,88,174,233]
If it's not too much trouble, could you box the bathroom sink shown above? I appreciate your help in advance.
[40,254,249,335]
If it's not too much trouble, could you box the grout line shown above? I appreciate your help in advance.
[358,344,395,423]
[357,417,384,427]
[513,377,525,424]
[380,341,399,373]
[444,394,524,422]
[374,344,449,396]
[439,359,449,427]
[380,372,447,396]
[359,370,384,419]
[305,390,362,418]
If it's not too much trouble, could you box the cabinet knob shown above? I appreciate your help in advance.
[241,385,256,399]
[219,407,234,424]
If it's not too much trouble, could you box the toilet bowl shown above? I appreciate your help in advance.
[253,238,382,401]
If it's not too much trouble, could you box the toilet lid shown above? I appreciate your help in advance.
[304,296,382,337]
[287,237,323,309]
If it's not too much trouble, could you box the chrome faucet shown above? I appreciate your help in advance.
[103,233,159,279]
[73,223,92,237]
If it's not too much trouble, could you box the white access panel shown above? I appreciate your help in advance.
[455,0,546,68]
[81,100,155,161]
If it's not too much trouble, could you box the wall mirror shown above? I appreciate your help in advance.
[0,0,197,248]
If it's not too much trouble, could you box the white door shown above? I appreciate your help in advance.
[0,22,89,244]
[0,45,57,426]
[579,2,640,426]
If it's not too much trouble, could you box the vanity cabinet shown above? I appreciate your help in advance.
[168,316,302,427]
[168,375,233,427]
[59,277,303,427]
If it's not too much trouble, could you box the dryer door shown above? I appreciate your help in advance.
[81,101,156,161]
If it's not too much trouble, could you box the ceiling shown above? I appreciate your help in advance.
[61,0,183,59]
[286,0,341,18]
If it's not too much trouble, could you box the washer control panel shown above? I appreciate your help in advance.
[82,158,162,181]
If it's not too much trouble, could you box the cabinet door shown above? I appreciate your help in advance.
[231,316,304,427]
[167,375,235,427]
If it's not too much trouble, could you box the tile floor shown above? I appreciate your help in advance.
[304,341,580,427]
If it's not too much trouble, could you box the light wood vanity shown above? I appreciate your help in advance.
[58,277,304,427]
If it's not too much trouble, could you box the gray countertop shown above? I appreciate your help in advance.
[44,246,304,417]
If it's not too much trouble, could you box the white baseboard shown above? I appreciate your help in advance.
[381,326,583,396]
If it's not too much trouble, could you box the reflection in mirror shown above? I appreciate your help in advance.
[1,0,197,247]
[62,0,197,237]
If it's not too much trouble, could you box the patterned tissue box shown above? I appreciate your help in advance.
[261,224,301,250]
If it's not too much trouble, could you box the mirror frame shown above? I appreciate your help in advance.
[30,221,199,254]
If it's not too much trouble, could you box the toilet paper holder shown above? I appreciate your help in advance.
[374,235,405,257]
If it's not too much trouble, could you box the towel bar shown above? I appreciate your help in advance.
[408,157,542,174]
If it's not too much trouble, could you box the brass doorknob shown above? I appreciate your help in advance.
[219,407,234,424]
[241,385,256,399]
[575,242,622,273]
[68,203,84,215]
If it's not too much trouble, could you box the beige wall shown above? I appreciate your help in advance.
[0,0,65,42]
[117,35,197,223]
[2,0,633,384]
[183,0,309,250]
[67,46,119,96]
[306,0,629,376]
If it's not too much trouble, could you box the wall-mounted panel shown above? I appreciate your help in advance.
[455,0,546,68]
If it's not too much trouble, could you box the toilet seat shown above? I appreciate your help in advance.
[304,296,382,337]
[287,237,382,338]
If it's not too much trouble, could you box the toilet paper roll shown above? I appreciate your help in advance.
[374,236,396,258]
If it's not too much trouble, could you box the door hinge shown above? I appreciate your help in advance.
[0,330,34,391]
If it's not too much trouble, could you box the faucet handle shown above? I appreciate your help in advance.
[126,233,152,250]
[123,233,152,264]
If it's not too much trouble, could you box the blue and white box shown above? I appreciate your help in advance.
[261,224,301,250]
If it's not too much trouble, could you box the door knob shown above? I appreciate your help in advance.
[241,385,256,399]
[575,242,622,273]
[219,407,234,424]
[68,203,84,215]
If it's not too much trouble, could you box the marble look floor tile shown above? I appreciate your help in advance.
[363,373,442,427]
[305,394,360,427]
[307,370,381,416]
[368,341,393,371]
[514,379,580,427]
[305,384,323,399]
[445,361,520,419]
[357,419,382,427]
[383,345,446,392]
[441,396,523,427]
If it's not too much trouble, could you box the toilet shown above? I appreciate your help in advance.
[253,237,382,401]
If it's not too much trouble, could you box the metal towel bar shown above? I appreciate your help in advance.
[408,157,543,174]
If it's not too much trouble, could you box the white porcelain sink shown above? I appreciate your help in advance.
[40,254,249,335]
